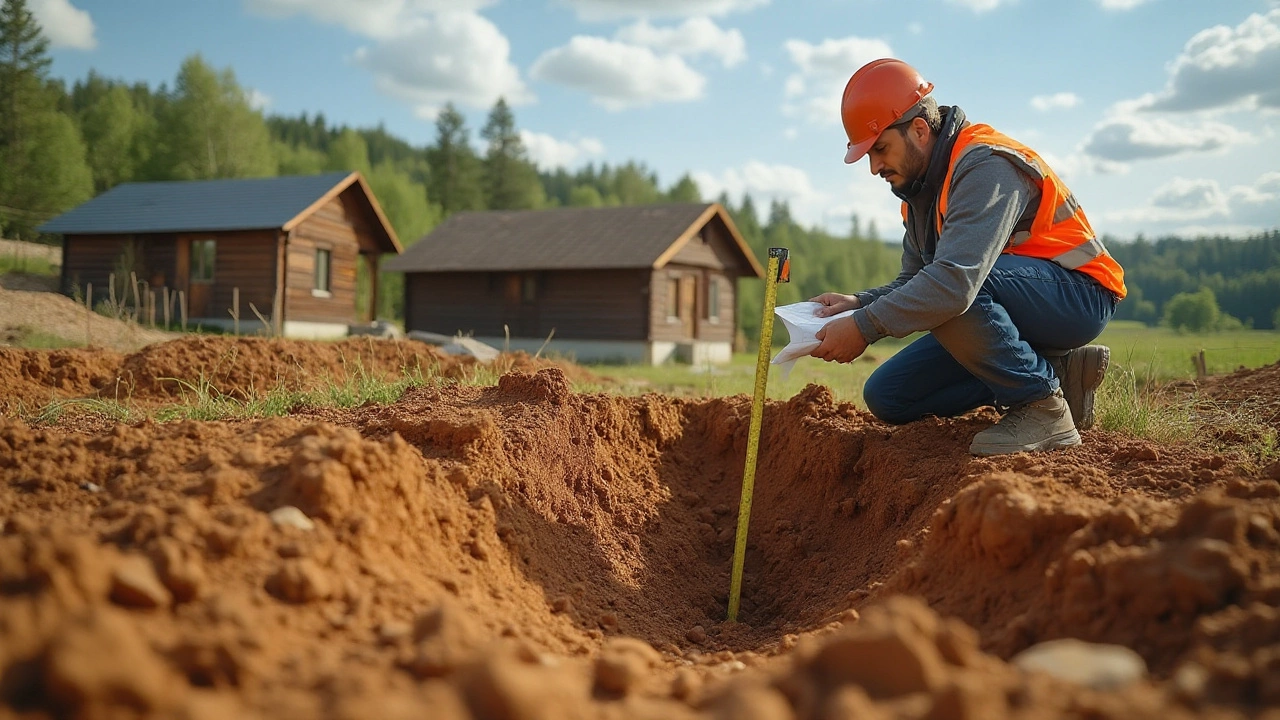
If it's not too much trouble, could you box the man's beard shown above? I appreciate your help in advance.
[889,139,929,195]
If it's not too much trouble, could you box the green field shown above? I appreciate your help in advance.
[582,322,1280,405]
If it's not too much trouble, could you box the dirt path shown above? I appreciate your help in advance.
[1,347,1279,718]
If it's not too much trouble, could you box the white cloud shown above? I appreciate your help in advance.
[1082,116,1252,162]
[944,0,1016,12]
[1226,171,1280,228]
[530,36,704,110]
[519,130,605,169]
[783,36,895,125]
[906,22,925,35]
[615,17,746,68]
[353,12,530,117]
[1030,92,1081,112]
[558,0,768,21]
[31,0,96,50]
[245,0,495,39]
[1107,173,1280,232]
[1107,177,1229,224]
[698,161,909,239]
[1229,170,1280,204]
[246,89,273,111]
[246,1,526,116]
[1140,9,1280,112]
[1095,0,1155,9]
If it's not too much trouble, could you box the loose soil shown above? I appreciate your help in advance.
[2,341,1279,719]
[0,335,600,415]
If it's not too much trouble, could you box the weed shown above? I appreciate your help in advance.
[22,397,135,426]
[1096,362,1198,444]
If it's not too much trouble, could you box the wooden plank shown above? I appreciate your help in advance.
[404,269,649,339]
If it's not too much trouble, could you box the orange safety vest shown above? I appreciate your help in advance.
[902,124,1127,299]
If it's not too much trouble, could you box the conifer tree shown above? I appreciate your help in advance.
[479,97,543,210]
[426,103,483,215]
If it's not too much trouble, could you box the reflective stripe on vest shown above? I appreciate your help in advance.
[937,124,1127,299]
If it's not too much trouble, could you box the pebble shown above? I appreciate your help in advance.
[595,637,661,695]
[268,559,331,603]
[378,621,413,644]
[110,555,173,609]
[1012,638,1147,691]
[687,625,707,644]
[269,506,315,531]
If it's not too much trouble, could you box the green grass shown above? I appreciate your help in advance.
[1098,321,1280,383]
[2,325,83,349]
[577,336,916,405]
[21,397,136,425]
[0,254,58,276]
[585,324,1280,403]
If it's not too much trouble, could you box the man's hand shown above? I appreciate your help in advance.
[812,316,868,363]
[810,292,860,318]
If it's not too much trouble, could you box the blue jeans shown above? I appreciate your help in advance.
[863,255,1117,424]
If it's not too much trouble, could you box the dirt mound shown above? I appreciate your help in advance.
[0,347,125,412]
[0,287,175,352]
[115,335,467,400]
[0,336,601,413]
[3,365,1279,718]
[1187,360,1280,432]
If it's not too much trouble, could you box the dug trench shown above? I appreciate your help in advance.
[2,365,1279,718]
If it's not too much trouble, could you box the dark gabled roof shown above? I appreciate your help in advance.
[38,172,402,253]
[384,203,763,277]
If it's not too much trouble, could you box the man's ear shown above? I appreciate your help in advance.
[909,117,931,146]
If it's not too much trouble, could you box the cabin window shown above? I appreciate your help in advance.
[521,273,538,303]
[314,248,332,296]
[191,239,216,282]
[706,277,721,321]
[666,276,680,320]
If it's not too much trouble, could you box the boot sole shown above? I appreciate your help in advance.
[1065,346,1109,431]
[969,428,1082,457]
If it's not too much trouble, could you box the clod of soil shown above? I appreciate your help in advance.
[2,349,1280,719]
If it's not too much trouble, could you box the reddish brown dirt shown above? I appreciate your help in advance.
[2,349,1279,719]
[0,335,600,413]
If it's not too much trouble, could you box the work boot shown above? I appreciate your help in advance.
[1048,345,1110,431]
[969,389,1081,456]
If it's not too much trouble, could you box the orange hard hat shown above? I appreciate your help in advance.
[841,58,934,164]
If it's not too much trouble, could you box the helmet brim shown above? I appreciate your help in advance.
[844,136,875,165]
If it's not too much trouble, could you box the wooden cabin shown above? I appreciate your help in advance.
[384,203,763,364]
[38,172,401,338]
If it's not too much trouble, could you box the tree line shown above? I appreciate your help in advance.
[1107,231,1280,331]
[1,0,1275,335]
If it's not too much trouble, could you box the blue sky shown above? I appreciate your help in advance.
[40,0,1280,242]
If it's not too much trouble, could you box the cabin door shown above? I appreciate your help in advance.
[187,238,216,318]
[679,275,697,338]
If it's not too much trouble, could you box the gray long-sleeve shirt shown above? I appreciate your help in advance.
[850,143,1040,343]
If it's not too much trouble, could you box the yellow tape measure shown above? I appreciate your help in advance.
[727,247,790,622]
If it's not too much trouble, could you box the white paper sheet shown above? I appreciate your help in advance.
[770,301,857,379]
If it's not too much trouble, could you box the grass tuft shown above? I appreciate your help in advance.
[22,397,135,426]
[1096,362,1198,444]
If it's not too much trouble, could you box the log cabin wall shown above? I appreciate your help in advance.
[62,233,180,306]
[649,219,743,344]
[287,191,369,324]
[405,269,650,340]
[187,230,277,320]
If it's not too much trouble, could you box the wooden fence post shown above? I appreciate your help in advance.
[85,283,92,346]
[1192,349,1207,380]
